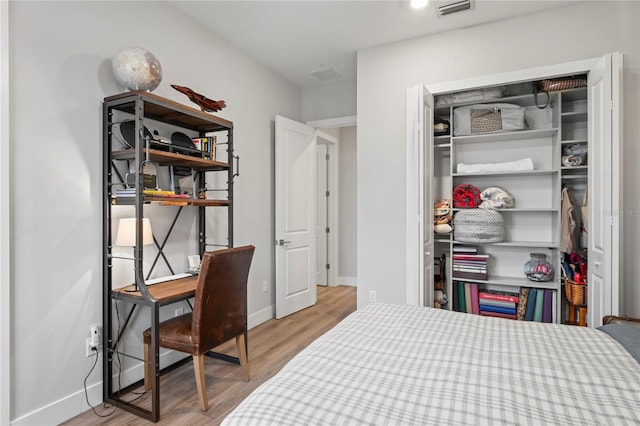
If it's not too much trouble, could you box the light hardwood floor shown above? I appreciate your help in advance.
[63,285,356,425]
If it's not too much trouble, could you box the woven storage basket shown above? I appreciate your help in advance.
[454,209,504,244]
[565,280,587,306]
[470,108,502,134]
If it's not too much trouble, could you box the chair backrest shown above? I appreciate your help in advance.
[191,245,255,352]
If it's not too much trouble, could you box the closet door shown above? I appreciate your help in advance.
[587,53,622,327]
[406,85,434,306]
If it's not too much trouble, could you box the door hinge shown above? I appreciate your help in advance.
[326,227,330,233]
[326,263,330,270]
[325,190,330,197]
[326,154,330,160]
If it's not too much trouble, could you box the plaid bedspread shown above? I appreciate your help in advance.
[222,303,640,425]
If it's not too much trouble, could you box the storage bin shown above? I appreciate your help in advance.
[454,209,505,244]
[453,103,525,136]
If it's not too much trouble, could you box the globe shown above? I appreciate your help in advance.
[112,46,162,92]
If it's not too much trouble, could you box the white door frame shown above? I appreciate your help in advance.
[316,131,338,286]
[0,1,11,423]
[406,56,621,324]
[307,115,356,288]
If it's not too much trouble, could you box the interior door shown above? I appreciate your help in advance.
[587,53,622,327]
[405,85,434,306]
[275,115,317,319]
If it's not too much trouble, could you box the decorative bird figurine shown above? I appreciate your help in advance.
[171,84,226,113]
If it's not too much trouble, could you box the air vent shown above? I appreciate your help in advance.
[309,67,341,81]
[437,0,474,16]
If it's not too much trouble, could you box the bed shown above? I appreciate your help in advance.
[222,303,640,425]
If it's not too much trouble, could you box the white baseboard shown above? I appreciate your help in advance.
[12,347,190,425]
[248,304,274,329]
[338,276,357,286]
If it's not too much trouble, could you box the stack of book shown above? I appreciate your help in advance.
[479,290,519,319]
[114,189,190,198]
[452,253,488,280]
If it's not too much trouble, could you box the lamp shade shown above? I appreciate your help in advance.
[115,218,154,246]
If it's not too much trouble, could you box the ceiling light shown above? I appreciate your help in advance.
[410,0,429,9]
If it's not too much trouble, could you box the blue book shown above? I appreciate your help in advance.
[533,289,545,322]
[458,281,466,313]
[479,304,517,315]
[524,288,537,321]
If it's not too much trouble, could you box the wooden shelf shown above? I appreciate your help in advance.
[112,196,230,207]
[104,90,232,132]
[111,148,229,171]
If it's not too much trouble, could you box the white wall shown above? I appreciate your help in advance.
[302,81,356,122]
[8,1,300,423]
[338,126,357,282]
[357,1,640,314]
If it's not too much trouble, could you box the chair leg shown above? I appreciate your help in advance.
[193,354,209,411]
[143,342,151,391]
[236,334,250,381]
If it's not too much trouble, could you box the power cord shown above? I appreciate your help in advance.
[83,301,149,419]
[83,347,117,418]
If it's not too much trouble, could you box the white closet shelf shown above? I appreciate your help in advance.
[453,169,557,178]
[451,275,558,290]
[452,128,558,144]
[452,240,558,248]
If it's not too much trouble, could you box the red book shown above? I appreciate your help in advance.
[480,310,517,320]
[479,291,519,303]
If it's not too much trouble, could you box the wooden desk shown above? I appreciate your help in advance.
[112,275,198,305]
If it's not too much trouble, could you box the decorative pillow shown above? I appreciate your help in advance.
[479,186,515,209]
[597,323,640,363]
[453,184,481,209]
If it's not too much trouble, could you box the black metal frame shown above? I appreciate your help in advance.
[102,91,236,422]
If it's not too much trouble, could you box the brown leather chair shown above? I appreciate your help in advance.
[143,245,255,410]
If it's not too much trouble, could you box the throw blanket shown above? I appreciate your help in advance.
[223,304,640,426]
[457,157,534,174]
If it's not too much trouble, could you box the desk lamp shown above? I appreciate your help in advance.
[115,217,154,291]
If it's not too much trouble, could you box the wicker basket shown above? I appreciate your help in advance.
[565,279,587,306]
[470,108,502,134]
[454,209,505,244]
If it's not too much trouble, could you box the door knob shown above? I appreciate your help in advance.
[278,239,291,246]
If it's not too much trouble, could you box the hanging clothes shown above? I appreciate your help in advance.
[561,186,576,254]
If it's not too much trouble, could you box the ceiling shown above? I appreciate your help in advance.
[169,0,578,89]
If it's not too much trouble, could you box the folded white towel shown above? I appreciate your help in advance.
[457,157,534,174]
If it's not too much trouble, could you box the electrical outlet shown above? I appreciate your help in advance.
[89,325,100,348]
[369,290,376,303]
[262,280,268,292]
[174,307,184,317]
[86,338,98,357]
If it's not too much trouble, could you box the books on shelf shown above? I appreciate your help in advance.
[533,290,545,322]
[452,253,488,280]
[115,188,190,199]
[524,288,537,321]
[516,287,530,320]
[454,282,556,323]
[192,136,216,160]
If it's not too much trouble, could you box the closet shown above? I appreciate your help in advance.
[405,53,622,327]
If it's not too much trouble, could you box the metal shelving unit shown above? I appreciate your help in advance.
[101,91,235,422]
